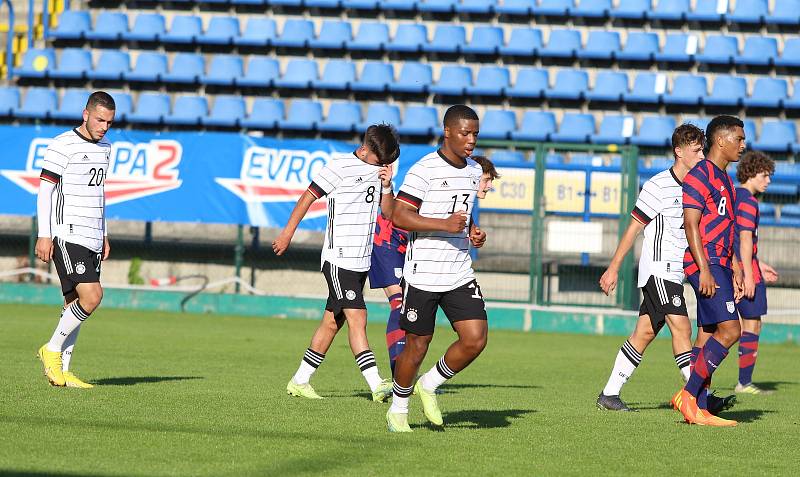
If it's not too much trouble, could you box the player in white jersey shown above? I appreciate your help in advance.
[596,123,732,413]
[273,124,401,402]
[385,105,488,432]
[34,91,115,388]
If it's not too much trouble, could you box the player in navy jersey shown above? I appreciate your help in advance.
[733,151,779,394]
[674,116,746,427]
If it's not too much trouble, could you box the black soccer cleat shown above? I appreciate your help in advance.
[596,393,636,411]
[706,391,737,416]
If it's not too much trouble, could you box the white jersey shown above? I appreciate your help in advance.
[309,152,382,272]
[397,150,482,292]
[631,168,687,287]
[40,129,111,253]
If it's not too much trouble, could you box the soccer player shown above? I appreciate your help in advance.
[274,124,401,402]
[596,124,706,411]
[733,151,779,394]
[385,105,488,432]
[674,115,746,427]
[35,91,116,388]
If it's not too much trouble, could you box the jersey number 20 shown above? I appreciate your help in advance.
[87,168,105,187]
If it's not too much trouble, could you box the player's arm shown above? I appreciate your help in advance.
[761,261,779,283]
[378,164,395,217]
[738,230,755,299]
[103,218,110,260]
[684,208,716,297]
[272,189,318,255]
[35,176,57,263]
[391,197,467,233]
[599,218,645,296]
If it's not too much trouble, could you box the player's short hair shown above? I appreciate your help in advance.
[363,123,400,165]
[443,104,479,129]
[671,123,705,155]
[472,155,501,180]
[86,91,116,111]
[736,151,775,184]
[706,115,744,146]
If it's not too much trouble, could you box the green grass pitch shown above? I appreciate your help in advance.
[1,304,798,476]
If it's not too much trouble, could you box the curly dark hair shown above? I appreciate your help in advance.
[736,151,775,184]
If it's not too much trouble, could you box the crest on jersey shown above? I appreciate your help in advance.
[1,138,183,205]
[672,295,682,307]
[75,262,86,275]
[345,290,357,300]
[726,301,735,313]
[406,308,418,322]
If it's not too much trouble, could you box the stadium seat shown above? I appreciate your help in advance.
[590,115,635,144]
[782,80,800,110]
[398,105,437,136]
[466,66,510,97]
[386,24,428,53]
[429,65,472,96]
[743,119,757,147]
[279,99,323,131]
[309,21,352,50]
[460,0,497,14]
[495,0,535,15]
[273,19,314,48]
[586,71,628,102]
[663,75,707,106]
[0,87,19,116]
[696,35,738,65]
[110,92,133,122]
[499,27,543,57]
[162,53,204,84]
[624,72,667,104]
[318,102,361,133]
[202,55,244,86]
[703,75,746,107]
[775,38,800,68]
[50,48,91,80]
[545,70,588,101]
[766,0,800,25]
[269,0,304,7]
[609,0,650,20]
[15,87,57,119]
[342,0,381,9]
[774,161,800,179]
[314,60,356,91]
[462,26,504,55]
[347,22,389,51]
[234,18,277,47]
[424,25,466,54]
[305,0,342,7]
[752,120,797,152]
[17,48,56,78]
[274,59,319,89]
[744,78,787,109]
[87,50,129,81]
[577,31,620,60]
[417,0,458,13]
[125,52,167,83]
[570,0,611,18]
[491,150,527,162]
[682,116,710,133]
[51,89,90,121]
[727,0,768,24]
[203,96,245,128]
[480,110,517,140]
[379,0,416,12]
[551,113,595,143]
[511,111,556,142]
[200,16,240,46]
[686,0,727,22]
[505,68,548,99]
[736,37,777,66]
[126,93,170,124]
[238,57,279,89]
[631,116,676,147]
[617,32,659,62]
[539,29,580,58]
[532,0,573,17]
[655,33,699,62]
[648,0,688,21]
[389,62,432,94]
[124,13,166,42]
[781,204,800,219]
[51,10,91,40]
[351,62,394,92]
[241,98,284,129]
[161,15,202,44]
[164,95,208,126]
[85,12,128,41]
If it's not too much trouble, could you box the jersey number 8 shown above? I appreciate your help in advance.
[717,196,727,216]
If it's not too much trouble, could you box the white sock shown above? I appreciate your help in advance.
[389,381,413,414]
[602,340,642,396]
[62,325,81,371]
[47,301,90,352]
[355,350,382,392]
[420,356,456,393]
[293,348,325,385]
[674,351,691,383]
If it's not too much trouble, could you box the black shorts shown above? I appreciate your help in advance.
[639,276,688,335]
[52,237,102,296]
[400,279,487,336]
[322,261,367,316]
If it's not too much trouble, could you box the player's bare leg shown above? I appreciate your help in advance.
[340,308,392,401]
[598,315,653,411]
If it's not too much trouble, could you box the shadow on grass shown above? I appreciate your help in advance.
[718,409,774,423]
[327,382,540,401]
[0,471,116,477]
[435,408,536,430]
[748,381,794,392]
[92,376,204,386]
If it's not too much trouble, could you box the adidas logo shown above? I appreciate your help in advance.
[355,177,363,183]
[441,180,449,188]
[82,154,90,161]
[719,185,725,192]
[673,198,680,205]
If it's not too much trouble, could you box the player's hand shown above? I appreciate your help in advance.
[470,226,486,248]
[732,269,745,302]
[272,230,292,256]
[743,273,756,300]
[378,164,393,188]
[761,263,779,283]
[35,237,53,263]
[599,268,618,296]
[102,237,111,260]
[698,268,717,298]
[443,211,468,233]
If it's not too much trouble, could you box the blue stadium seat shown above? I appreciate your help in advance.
[624,72,667,103]
[609,0,651,20]
[480,110,517,140]
[495,0,535,15]
[389,62,432,94]
[775,38,800,68]
[398,105,437,136]
[164,95,208,126]
[704,75,746,107]
[686,0,727,22]
[125,52,167,83]
[466,66,510,97]
[655,33,698,62]
[551,113,595,143]
[491,150,527,162]
[342,0,381,9]
[347,22,389,51]
[52,89,90,121]
[753,120,797,152]
[462,26,504,55]
[202,55,244,86]
[124,13,166,42]
[110,92,133,122]
[351,62,394,92]
[781,204,800,219]
[17,48,56,78]
[576,30,620,60]
[279,100,322,131]
[727,0,768,24]
[774,161,800,179]
[586,71,628,102]
[241,98,284,129]
[161,15,201,44]
[417,0,458,13]
[424,25,466,54]
[273,19,314,48]
[744,78,787,109]
[696,35,738,65]
[460,0,497,14]
[743,119,757,147]
[736,37,777,66]
[386,24,427,53]
[590,115,635,144]
[617,31,658,61]
[162,53,204,84]
[309,21,352,50]
[50,48,91,80]
[429,65,472,96]
[87,50,129,81]
[682,117,710,133]
[632,116,676,147]
[511,111,556,142]
[570,0,611,18]
[51,10,91,40]
[85,12,127,41]
[126,93,169,124]
[203,96,245,128]
[234,18,277,47]
[766,0,800,25]
[648,0,688,21]
[663,75,707,106]
[275,59,318,90]
[533,0,573,16]
[545,70,588,101]
[200,16,239,46]
[379,0,416,11]
[234,57,276,89]
[269,0,304,6]
[539,29,580,58]
[498,27,542,57]
[783,80,800,110]
[16,88,57,119]
[0,87,19,116]
[305,0,342,7]
[505,68,548,99]
[318,102,361,133]
[315,60,356,91]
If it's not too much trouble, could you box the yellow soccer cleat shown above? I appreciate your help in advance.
[286,380,324,399]
[386,410,412,433]
[37,344,65,386]
[414,381,443,426]
[735,382,772,395]
[372,379,393,403]
[64,371,94,389]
